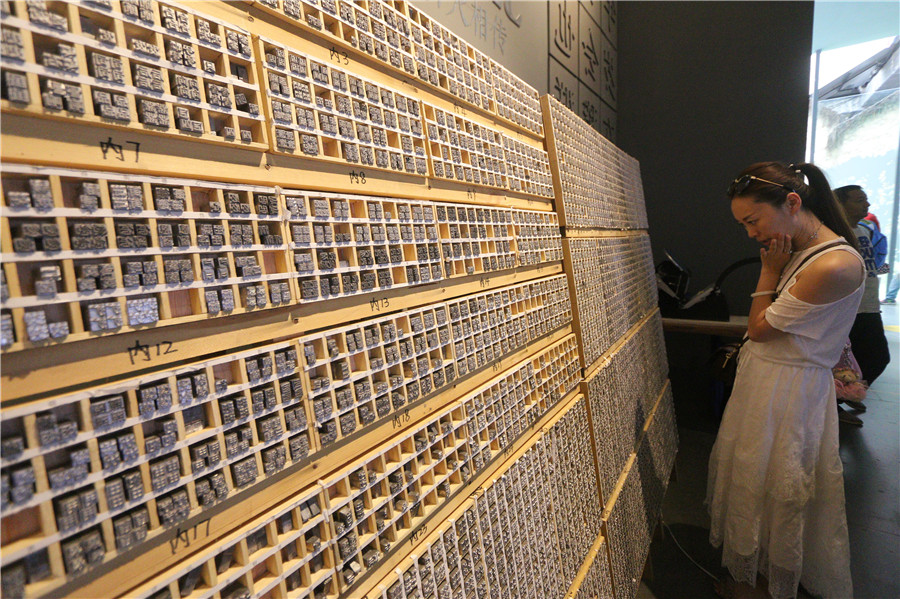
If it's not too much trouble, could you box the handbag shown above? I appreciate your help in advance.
[708,240,850,387]
[833,341,868,401]
[709,339,745,385]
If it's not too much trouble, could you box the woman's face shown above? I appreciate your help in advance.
[731,195,793,245]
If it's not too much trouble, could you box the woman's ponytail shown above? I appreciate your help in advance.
[793,163,860,252]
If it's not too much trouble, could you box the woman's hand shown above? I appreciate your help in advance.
[760,233,792,274]
[748,233,792,343]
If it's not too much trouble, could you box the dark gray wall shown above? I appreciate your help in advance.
[618,1,814,314]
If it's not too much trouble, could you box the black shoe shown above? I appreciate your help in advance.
[838,406,863,427]
[840,399,867,412]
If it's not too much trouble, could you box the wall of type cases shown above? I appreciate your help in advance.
[0,2,673,599]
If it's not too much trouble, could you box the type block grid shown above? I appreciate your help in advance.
[405,3,494,113]
[0,4,667,599]
[300,274,571,450]
[0,166,292,349]
[422,102,553,198]
[502,133,554,198]
[513,208,563,267]
[565,234,658,368]
[252,0,543,136]
[258,36,427,177]
[489,55,542,136]
[574,538,615,599]
[436,201,515,277]
[586,312,669,502]
[543,94,647,230]
[372,396,602,599]
[106,335,579,599]
[0,0,268,147]
[285,191,444,301]
[2,166,564,353]
[0,342,311,593]
[546,399,603,588]
[605,390,677,599]
[0,272,572,596]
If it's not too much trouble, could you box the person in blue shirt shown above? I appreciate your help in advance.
[834,186,891,389]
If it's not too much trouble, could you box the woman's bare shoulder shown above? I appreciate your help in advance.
[791,249,863,304]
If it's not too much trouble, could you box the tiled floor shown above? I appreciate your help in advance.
[639,303,899,599]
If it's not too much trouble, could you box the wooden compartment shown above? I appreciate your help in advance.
[3,0,268,150]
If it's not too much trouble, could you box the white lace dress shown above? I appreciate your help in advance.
[707,242,863,599]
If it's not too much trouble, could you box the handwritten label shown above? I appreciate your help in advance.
[466,187,476,201]
[410,524,428,545]
[391,408,411,429]
[329,46,349,65]
[168,518,211,553]
[479,276,491,288]
[492,360,501,372]
[452,103,467,116]
[100,137,140,162]
[349,170,367,184]
[127,339,177,364]
[369,297,389,312]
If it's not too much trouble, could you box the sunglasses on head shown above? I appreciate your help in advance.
[727,175,797,197]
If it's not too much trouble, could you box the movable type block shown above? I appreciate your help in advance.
[97,437,121,470]
[123,470,143,500]
[7,466,34,501]
[117,433,139,462]
[218,398,236,424]
[284,432,309,461]
[154,385,172,411]
[144,435,161,454]
[195,478,213,502]
[23,308,52,341]
[300,134,318,156]
[113,514,134,549]
[250,390,265,414]
[0,434,25,459]
[61,538,87,576]
[8,478,33,504]
[6,189,32,209]
[32,275,59,298]
[47,465,73,490]
[57,420,77,442]
[103,477,126,511]
[214,124,235,142]
[70,525,102,567]
[3,69,30,103]
[1,27,25,62]
[12,234,38,252]
[232,395,249,420]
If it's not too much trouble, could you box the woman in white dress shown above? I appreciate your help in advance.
[707,162,865,599]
